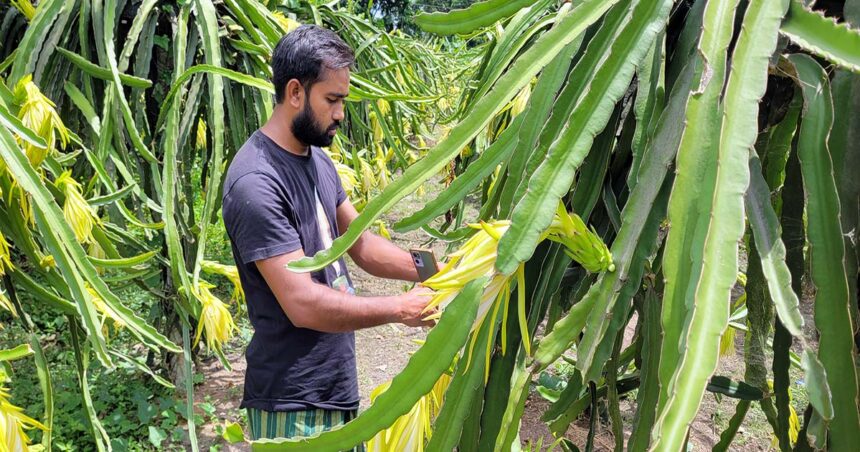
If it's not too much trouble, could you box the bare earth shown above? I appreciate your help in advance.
[194,181,779,451]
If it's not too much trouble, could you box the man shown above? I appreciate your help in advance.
[221,25,435,443]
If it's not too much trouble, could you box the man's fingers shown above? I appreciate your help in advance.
[414,287,435,296]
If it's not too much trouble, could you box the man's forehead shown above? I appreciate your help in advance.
[313,68,350,96]
[319,67,350,83]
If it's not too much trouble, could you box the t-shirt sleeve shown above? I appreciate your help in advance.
[335,174,347,207]
[222,172,302,264]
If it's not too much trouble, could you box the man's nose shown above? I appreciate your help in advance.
[333,104,345,122]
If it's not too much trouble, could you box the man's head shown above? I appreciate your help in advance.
[272,25,354,147]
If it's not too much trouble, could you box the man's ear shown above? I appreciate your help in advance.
[286,79,304,109]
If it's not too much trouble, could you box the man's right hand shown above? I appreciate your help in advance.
[397,286,436,327]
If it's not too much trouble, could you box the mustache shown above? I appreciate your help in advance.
[328,122,340,132]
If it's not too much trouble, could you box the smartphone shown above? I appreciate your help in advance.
[410,248,438,282]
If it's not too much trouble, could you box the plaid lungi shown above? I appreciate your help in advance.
[246,407,364,451]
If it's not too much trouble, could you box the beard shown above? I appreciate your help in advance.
[291,101,339,147]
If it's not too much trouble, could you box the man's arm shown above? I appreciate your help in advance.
[336,199,425,282]
[256,248,433,333]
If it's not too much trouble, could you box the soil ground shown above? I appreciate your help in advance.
[193,179,786,451]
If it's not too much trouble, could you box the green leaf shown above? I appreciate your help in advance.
[499,35,585,219]
[745,153,804,336]
[781,0,860,73]
[533,2,698,376]
[0,102,48,150]
[464,1,557,113]
[8,268,76,314]
[790,52,860,447]
[160,4,196,317]
[182,320,200,452]
[829,70,860,366]
[289,0,619,272]
[426,317,493,452]
[87,184,137,207]
[148,426,168,448]
[0,119,112,366]
[772,319,794,450]
[801,349,834,422]
[55,47,153,88]
[63,82,101,134]
[252,277,485,451]
[414,0,537,35]
[8,0,67,85]
[395,114,520,232]
[713,401,752,451]
[0,344,33,362]
[653,0,741,418]
[102,0,157,163]
[156,64,273,133]
[651,0,787,448]
[705,376,764,401]
[30,334,54,450]
[190,0,227,289]
[628,33,666,189]
[88,250,158,268]
[109,350,174,389]
[492,352,531,452]
[496,0,673,274]
[70,321,111,451]
[116,0,158,72]
[628,287,662,451]
[222,421,246,444]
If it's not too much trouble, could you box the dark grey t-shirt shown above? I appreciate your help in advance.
[221,130,357,412]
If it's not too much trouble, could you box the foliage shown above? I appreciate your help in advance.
[2,0,860,450]
[270,0,860,450]
[0,0,452,449]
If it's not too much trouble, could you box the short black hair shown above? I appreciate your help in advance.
[271,25,355,103]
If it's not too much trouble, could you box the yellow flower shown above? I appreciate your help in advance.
[366,373,450,452]
[196,117,207,150]
[375,150,390,190]
[375,220,391,240]
[719,325,736,357]
[509,81,532,117]
[0,386,47,451]
[272,12,300,34]
[0,289,15,318]
[369,111,384,143]
[422,220,530,377]
[376,99,390,116]
[9,0,36,20]
[359,156,376,194]
[421,209,613,378]
[54,171,100,244]
[38,254,55,271]
[88,241,107,275]
[193,283,237,352]
[13,75,69,167]
[406,150,419,165]
[768,380,800,447]
[458,145,473,159]
[86,285,126,337]
[329,135,345,160]
[201,260,245,305]
[545,202,614,273]
[0,232,13,276]
[334,161,358,199]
